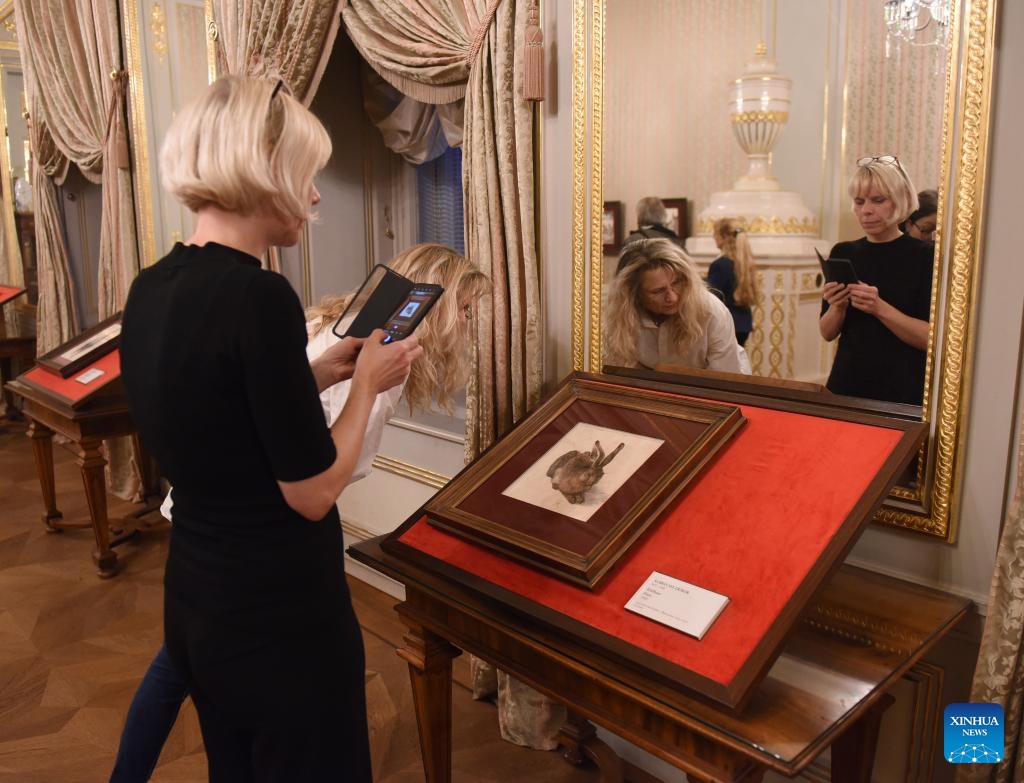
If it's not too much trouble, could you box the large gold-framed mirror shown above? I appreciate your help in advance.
[571,0,997,542]
[0,1,33,312]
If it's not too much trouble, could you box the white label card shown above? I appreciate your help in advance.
[75,368,105,385]
[625,571,729,640]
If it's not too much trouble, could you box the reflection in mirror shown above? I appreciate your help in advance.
[0,3,35,343]
[601,0,948,413]
[580,0,997,540]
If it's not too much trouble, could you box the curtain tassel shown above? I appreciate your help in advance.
[107,69,131,170]
[523,0,544,102]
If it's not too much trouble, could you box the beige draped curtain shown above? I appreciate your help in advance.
[956,420,1024,782]
[362,65,463,165]
[211,0,345,105]
[343,0,546,748]
[15,0,141,500]
[210,0,347,275]
[14,0,139,322]
[343,0,543,458]
[28,103,77,353]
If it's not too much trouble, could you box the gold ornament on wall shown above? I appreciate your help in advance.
[150,3,167,63]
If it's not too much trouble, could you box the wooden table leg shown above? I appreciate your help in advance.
[830,693,895,783]
[396,617,461,783]
[26,419,62,529]
[1,356,17,417]
[76,436,119,578]
[559,713,625,782]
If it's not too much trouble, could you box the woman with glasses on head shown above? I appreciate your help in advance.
[117,75,421,781]
[605,238,743,373]
[819,156,934,404]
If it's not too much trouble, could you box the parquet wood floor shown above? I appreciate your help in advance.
[0,416,603,782]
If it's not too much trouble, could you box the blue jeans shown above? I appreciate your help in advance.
[109,643,189,782]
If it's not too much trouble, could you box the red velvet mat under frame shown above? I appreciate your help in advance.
[19,349,122,408]
[390,394,918,708]
[0,285,27,307]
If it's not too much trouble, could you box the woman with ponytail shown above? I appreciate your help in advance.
[708,218,762,346]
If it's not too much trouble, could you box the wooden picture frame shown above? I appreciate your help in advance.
[602,200,624,255]
[661,197,689,240]
[36,312,123,379]
[422,373,745,588]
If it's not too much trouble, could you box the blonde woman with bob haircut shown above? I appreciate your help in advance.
[604,238,742,373]
[819,155,934,404]
[708,217,761,346]
[306,243,490,479]
[118,76,420,782]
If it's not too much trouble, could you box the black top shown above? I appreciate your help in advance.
[821,234,934,404]
[120,242,365,731]
[621,223,684,253]
[706,255,752,334]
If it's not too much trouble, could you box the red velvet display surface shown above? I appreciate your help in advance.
[21,350,122,406]
[0,285,27,306]
[400,402,904,687]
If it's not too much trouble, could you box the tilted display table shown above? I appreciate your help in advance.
[5,376,161,577]
[349,536,968,783]
[350,372,967,781]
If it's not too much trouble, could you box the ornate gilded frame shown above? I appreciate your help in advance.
[0,1,23,291]
[571,0,998,542]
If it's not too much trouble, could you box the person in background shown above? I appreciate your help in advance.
[116,75,421,782]
[819,155,933,405]
[110,243,487,782]
[306,243,491,472]
[707,217,762,346]
[604,237,742,373]
[623,196,685,248]
[903,188,938,241]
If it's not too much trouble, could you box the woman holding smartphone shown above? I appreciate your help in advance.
[819,156,934,405]
[110,243,485,782]
[118,75,420,781]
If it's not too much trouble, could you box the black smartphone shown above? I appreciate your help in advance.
[332,265,410,340]
[380,284,445,343]
[815,249,859,285]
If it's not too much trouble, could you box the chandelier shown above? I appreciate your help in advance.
[884,0,952,55]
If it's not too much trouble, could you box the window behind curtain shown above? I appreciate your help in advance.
[416,146,465,253]
[399,145,467,434]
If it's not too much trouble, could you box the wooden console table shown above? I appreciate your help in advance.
[350,536,969,782]
[5,377,162,577]
[0,333,34,417]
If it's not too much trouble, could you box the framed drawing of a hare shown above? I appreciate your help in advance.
[423,373,745,588]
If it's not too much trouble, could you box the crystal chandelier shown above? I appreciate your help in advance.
[884,0,952,55]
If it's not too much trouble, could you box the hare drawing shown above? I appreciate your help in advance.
[546,440,625,504]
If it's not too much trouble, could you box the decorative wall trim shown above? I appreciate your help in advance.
[340,517,379,543]
[122,0,157,269]
[371,455,450,490]
[150,3,168,63]
[204,0,217,83]
[569,0,586,371]
[387,416,465,444]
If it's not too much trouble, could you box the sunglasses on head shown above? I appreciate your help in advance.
[857,154,900,167]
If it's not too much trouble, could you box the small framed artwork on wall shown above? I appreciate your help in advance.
[661,198,689,240]
[602,201,624,255]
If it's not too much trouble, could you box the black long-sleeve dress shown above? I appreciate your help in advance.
[120,242,370,773]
